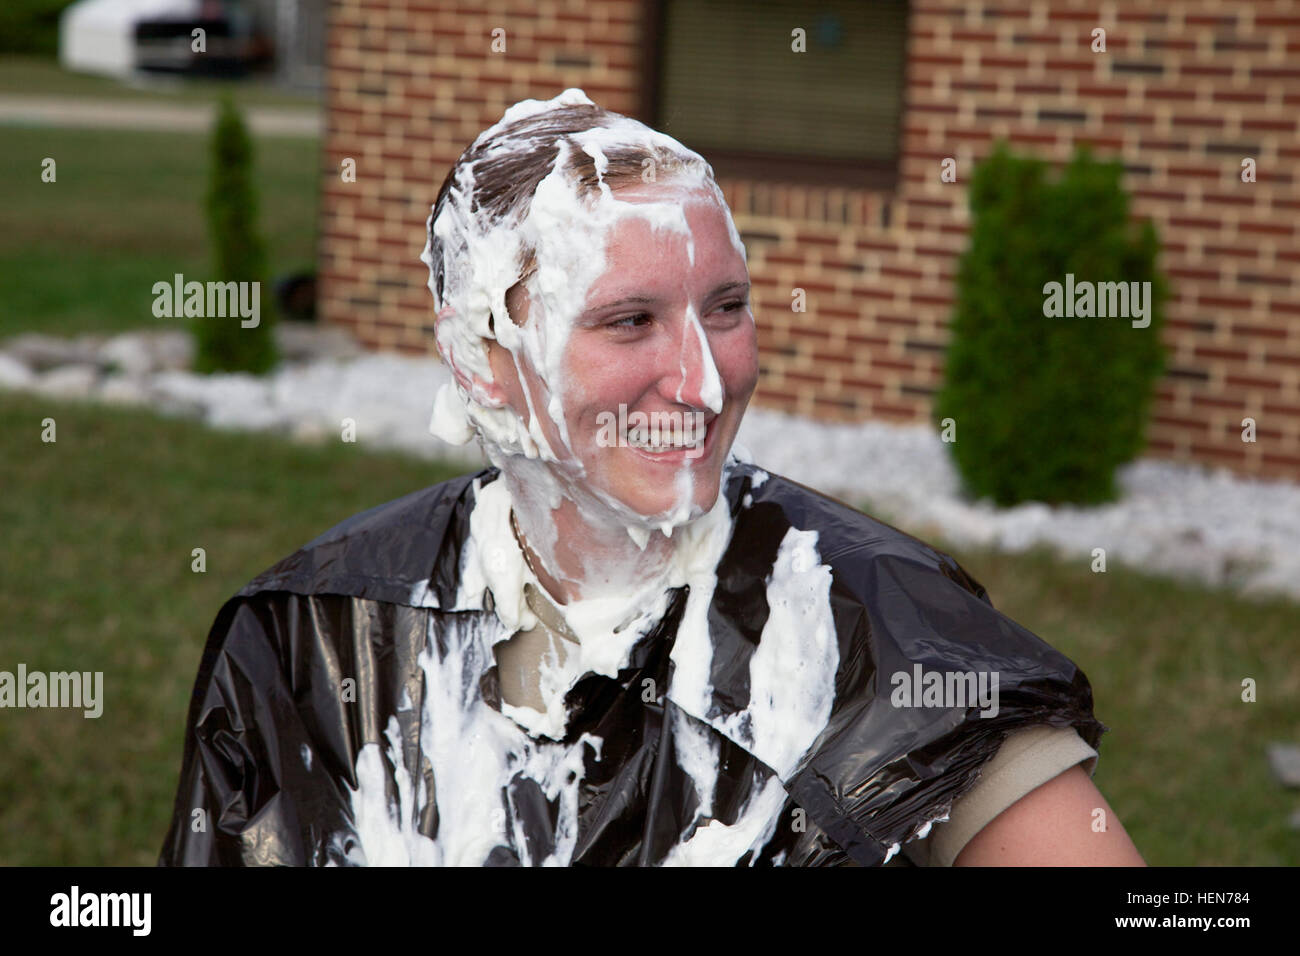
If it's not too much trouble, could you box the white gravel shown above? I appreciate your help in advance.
[0,353,36,389]
[3,327,1297,601]
[735,409,1300,599]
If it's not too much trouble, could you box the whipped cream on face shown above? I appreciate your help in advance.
[421,87,749,598]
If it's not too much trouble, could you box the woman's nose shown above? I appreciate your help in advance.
[661,310,724,414]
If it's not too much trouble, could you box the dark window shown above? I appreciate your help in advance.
[646,0,909,189]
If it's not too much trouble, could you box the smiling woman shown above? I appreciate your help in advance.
[160,89,1143,867]
[423,92,760,569]
[463,180,759,596]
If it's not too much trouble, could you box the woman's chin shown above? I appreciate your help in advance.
[609,480,723,529]
[574,442,734,528]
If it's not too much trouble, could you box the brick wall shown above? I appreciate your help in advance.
[319,0,1300,479]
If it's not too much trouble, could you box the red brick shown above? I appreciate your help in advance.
[1225,374,1283,391]
[912,53,964,67]
[1153,413,1212,431]
[1148,87,1198,101]
[784,370,829,386]
[1191,394,1246,411]
[1172,114,1226,129]
[1169,216,1223,230]
[1254,67,1300,81]
[976,55,1030,70]
[872,402,923,419]
[1197,294,1251,309]
[1077,84,1127,98]
[1239,221,1294,237]
[840,376,887,393]
[1202,192,1256,207]
[1190,442,1250,463]
[1263,401,1300,417]
[1212,90,1269,104]
[1145,38,1197,52]
[1193,345,1249,362]
[846,332,890,348]
[1261,451,1300,470]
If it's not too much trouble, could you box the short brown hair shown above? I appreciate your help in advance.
[425,101,714,320]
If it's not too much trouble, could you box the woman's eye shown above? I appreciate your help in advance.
[605,301,745,329]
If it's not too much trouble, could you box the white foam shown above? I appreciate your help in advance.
[714,526,839,779]
[660,773,788,867]
[345,610,605,866]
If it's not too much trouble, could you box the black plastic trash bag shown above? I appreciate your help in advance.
[159,460,1103,866]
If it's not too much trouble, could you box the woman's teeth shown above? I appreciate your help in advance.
[625,423,707,452]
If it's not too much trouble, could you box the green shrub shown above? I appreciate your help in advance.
[933,143,1167,506]
[0,0,75,55]
[195,96,278,374]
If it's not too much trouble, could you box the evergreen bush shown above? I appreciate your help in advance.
[195,96,278,374]
[933,143,1167,505]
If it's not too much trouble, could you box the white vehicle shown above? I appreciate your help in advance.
[60,0,279,80]
[60,0,204,77]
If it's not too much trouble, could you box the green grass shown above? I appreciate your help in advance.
[0,392,468,865]
[0,125,319,338]
[0,392,1295,865]
[0,55,321,109]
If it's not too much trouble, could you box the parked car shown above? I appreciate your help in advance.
[61,0,270,79]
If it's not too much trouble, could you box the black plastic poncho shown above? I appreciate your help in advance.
[159,460,1103,866]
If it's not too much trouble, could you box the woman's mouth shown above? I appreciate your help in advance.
[624,413,715,462]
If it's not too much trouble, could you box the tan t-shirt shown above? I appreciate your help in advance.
[493,583,1099,867]
[900,723,1099,866]
[493,582,582,714]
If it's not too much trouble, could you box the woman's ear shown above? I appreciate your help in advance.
[505,281,530,327]
[434,304,509,409]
